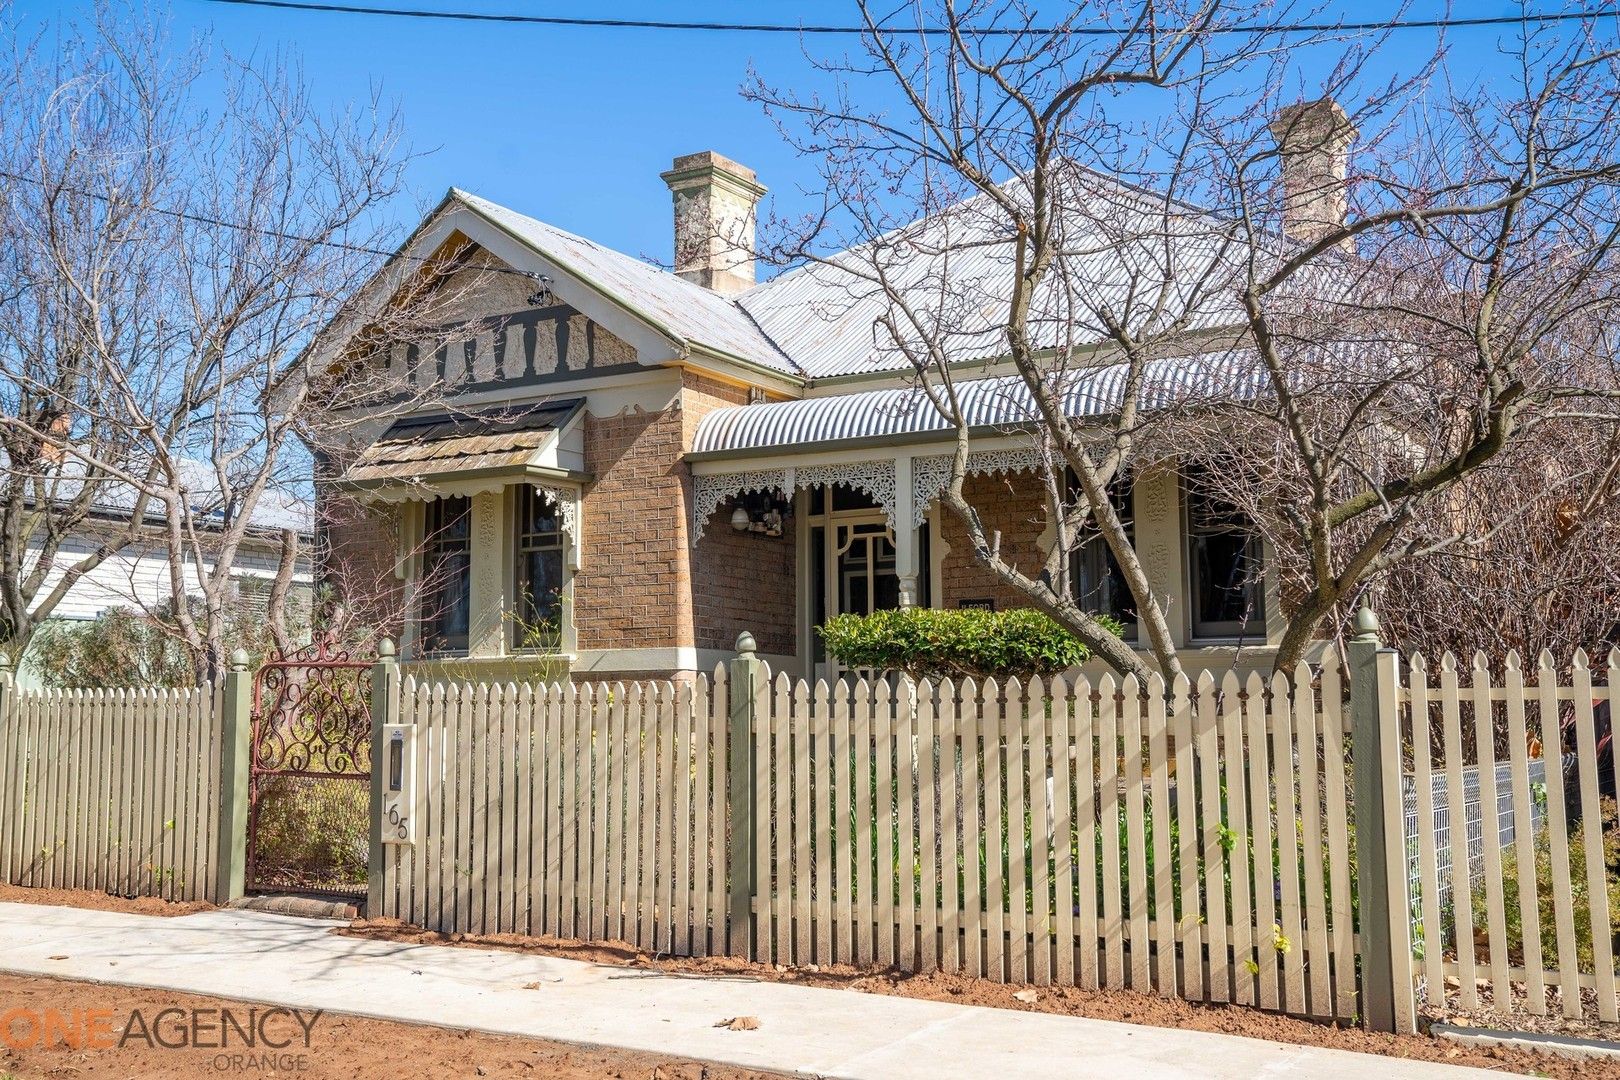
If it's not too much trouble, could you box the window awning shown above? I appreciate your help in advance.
[337,397,587,498]
[689,349,1269,459]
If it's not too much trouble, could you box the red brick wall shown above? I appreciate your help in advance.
[936,470,1048,611]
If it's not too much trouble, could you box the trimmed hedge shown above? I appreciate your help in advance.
[817,606,1115,681]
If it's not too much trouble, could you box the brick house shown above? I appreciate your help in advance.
[317,110,1353,683]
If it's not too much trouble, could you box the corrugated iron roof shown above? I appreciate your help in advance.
[691,348,1272,456]
[735,169,1250,378]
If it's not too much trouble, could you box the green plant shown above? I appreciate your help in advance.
[817,607,1117,682]
[1469,797,1620,972]
[27,593,301,689]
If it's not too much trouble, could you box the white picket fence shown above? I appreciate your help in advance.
[1404,649,1617,1022]
[375,661,1362,1022]
[0,685,224,902]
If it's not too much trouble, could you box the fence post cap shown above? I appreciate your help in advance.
[1352,605,1381,642]
[376,637,397,662]
[735,631,757,658]
[228,648,252,672]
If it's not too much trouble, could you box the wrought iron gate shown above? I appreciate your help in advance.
[246,637,373,896]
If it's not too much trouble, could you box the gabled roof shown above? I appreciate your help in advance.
[451,191,801,376]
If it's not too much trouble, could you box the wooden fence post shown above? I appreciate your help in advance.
[1348,606,1417,1033]
[728,632,762,957]
[214,648,254,903]
[367,638,400,916]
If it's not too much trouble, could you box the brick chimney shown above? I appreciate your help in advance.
[660,151,766,296]
[1268,99,1357,251]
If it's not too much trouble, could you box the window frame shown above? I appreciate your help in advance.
[1064,470,1139,640]
[418,495,473,656]
[1181,468,1267,642]
[511,484,567,653]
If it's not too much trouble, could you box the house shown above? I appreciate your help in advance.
[16,459,314,687]
[318,107,1356,684]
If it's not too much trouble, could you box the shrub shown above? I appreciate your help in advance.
[250,776,369,891]
[1467,796,1619,971]
[817,606,1115,682]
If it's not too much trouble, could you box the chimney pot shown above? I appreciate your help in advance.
[660,151,766,296]
[1269,99,1357,252]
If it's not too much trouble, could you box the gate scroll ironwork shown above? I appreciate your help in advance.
[246,633,373,896]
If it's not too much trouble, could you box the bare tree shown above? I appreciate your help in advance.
[0,4,475,681]
[750,0,1620,678]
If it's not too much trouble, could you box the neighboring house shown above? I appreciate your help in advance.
[16,461,315,688]
[319,112,1350,684]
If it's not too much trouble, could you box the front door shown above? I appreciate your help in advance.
[804,483,912,682]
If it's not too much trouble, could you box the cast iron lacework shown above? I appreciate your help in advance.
[911,447,1045,520]
[528,481,579,541]
[691,460,900,542]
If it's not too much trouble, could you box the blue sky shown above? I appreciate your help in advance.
[9,1,1587,269]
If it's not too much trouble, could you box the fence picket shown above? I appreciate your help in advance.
[1501,654,1544,1015]
[1292,662,1331,1020]
[1120,676,1150,992]
[1147,676,1175,997]
[1066,676,1097,989]
[1469,654,1511,1011]
[1194,672,1228,1002]
[1245,671,1278,1011]
[918,679,940,974]
[816,677,837,965]
[1534,653,1581,1016]
[897,676,919,973]
[1097,675,1123,989]
[1570,652,1618,1022]
[1271,670,1306,1015]
[1220,673,1255,1007]
[772,673,792,964]
[1051,678,1075,988]
[833,677,854,965]
[939,679,963,976]
[1438,654,1478,1010]
[1171,675,1202,1002]
[848,680,874,965]
[792,674,812,967]
[1006,677,1029,984]
[983,678,1007,983]
[1028,677,1052,988]
[961,679,984,980]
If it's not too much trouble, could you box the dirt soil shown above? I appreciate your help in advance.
[0,971,789,1080]
[341,918,1620,1079]
[0,883,211,917]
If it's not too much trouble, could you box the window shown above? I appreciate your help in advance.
[1183,469,1266,639]
[513,485,565,651]
[419,496,471,653]
[1067,472,1138,639]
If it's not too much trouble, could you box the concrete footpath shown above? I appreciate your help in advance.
[0,902,1510,1079]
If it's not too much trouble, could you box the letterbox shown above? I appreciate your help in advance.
[380,723,416,844]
